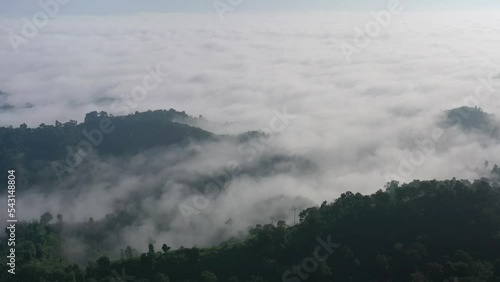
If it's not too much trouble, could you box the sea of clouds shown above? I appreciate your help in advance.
[1,11,500,253]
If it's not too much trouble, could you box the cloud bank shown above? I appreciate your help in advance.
[1,11,500,254]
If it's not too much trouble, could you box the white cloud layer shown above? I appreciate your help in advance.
[1,11,500,252]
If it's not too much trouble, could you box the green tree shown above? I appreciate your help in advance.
[40,212,53,225]
[200,271,218,282]
[162,244,171,253]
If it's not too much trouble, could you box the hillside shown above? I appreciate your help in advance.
[1,177,500,282]
[442,106,498,137]
[0,109,214,186]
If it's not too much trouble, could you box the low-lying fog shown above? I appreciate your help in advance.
[1,12,500,254]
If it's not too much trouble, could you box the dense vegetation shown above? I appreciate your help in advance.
[2,108,500,281]
[2,174,500,282]
[0,110,213,186]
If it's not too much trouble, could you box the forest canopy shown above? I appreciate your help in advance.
[2,176,500,282]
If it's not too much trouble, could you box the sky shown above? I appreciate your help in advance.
[1,1,500,254]
[1,0,500,16]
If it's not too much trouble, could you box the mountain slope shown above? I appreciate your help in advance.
[0,109,214,186]
[2,177,500,282]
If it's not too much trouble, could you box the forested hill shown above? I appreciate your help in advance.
[442,106,499,137]
[2,177,500,282]
[0,109,214,185]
